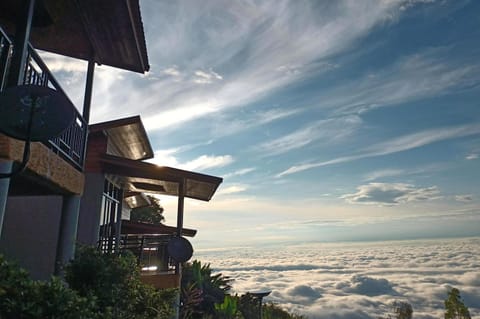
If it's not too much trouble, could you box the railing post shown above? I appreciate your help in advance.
[7,0,35,87]
[114,188,124,253]
[0,34,12,90]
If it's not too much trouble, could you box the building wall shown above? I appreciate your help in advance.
[77,173,105,245]
[0,135,85,195]
[0,196,62,280]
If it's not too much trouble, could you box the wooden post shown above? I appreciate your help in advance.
[174,179,186,319]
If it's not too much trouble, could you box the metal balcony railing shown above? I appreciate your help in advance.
[0,28,87,171]
[0,28,12,91]
[99,234,177,274]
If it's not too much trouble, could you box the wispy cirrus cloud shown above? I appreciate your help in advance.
[180,154,234,171]
[257,115,362,157]
[210,108,302,137]
[341,183,441,205]
[216,184,248,196]
[323,48,480,116]
[223,167,256,179]
[455,194,473,202]
[363,164,445,181]
[45,0,424,131]
[277,123,480,177]
[149,149,233,172]
[466,153,478,160]
[193,69,223,84]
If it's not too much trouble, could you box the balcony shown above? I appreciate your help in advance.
[0,27,87,171]
[99,233,181,289]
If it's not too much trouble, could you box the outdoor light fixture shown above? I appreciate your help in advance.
[0,85,75,178]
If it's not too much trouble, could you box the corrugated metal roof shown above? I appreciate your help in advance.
[90,116,153,161]
[0,0,149,73]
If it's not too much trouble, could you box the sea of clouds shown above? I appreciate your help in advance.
[195,237,480,319]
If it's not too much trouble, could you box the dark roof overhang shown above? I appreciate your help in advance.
[121,219,197,237]
[0,0,149,73]
[101,154,223,201]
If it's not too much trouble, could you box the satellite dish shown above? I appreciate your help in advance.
[167,236,194,263]
[0,85,75,141]
[0,85,76,178]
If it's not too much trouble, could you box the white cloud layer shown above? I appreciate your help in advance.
[342,183,441,205]
[148,151,233,172]
[195,237,480,319]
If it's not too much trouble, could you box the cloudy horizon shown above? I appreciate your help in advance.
[196,237,480,319]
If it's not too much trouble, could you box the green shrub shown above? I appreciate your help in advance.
[0,255,96,319]
[65,245,177,319]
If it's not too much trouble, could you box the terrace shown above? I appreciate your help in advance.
[77,116,223,288]
[0,28,86,171]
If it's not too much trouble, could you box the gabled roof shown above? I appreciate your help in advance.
[90,116,153,161]
[101,154,223,202]
[0,0,149,73]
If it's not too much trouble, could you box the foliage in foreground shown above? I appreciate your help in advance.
[65,246,177,319]
[0,254,95,319]
[180,260,304,319]
[0,248,177,319]
[180,260,233,318]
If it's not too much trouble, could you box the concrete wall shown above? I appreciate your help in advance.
[77,173,105,245]
[0,196,62,280]
[0,134,85,195]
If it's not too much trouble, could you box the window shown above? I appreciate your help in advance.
[98,179,121,253]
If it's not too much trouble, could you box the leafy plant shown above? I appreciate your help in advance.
[215,294,242,318]
[0,255,96,319]
[180,260,233,318]
[65,245,176,319]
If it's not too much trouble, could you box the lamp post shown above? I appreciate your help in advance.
[248,290,271,319]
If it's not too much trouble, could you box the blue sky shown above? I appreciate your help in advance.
[45,0,480,248]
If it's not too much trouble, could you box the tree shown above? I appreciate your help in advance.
[130,195,165,224]
[445,287,471,319]
[392,301,413,319]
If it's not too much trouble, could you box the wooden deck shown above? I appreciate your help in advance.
[140,272,181,289]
